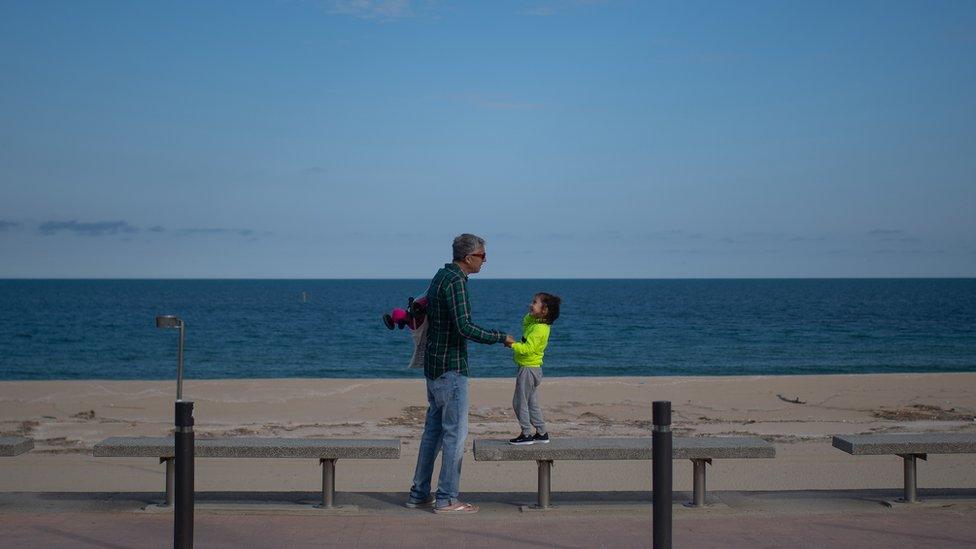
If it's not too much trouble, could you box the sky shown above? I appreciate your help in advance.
[1,0,974,278]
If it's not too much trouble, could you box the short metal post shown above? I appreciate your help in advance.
[174,401,194,549]
[652,401,672,549]
[898,453,925,503]
[687,459,709,508]
[535,460,552,509]
[319,459,336,508]
[162,457,175,506]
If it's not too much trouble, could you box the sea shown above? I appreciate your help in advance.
[0,279,974,381]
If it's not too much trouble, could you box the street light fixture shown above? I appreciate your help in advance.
[155,315,185,401]
[156,314,193,548]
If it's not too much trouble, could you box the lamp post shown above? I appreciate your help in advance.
[156,315,193,549]
[155,315,185,400]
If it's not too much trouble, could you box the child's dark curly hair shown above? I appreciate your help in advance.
[536,292,561,325]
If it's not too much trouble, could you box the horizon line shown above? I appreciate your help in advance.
[1,276,975,281]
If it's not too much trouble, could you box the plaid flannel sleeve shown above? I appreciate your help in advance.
[445,279,506,344]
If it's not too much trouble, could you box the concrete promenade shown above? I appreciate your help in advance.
[2,490,975,548]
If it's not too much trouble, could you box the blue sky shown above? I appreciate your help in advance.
[1,0,974,278]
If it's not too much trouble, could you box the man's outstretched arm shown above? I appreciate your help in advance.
[446,279,507,344]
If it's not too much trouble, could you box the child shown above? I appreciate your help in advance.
[506,292,561,445]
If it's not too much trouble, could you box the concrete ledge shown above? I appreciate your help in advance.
[0,437,33,457]
[93,437,400,459]
[141,503,361,515]
[675,437,776,459]
[832,433,976,455]
[473,436,774,461]
[519,500,732,513]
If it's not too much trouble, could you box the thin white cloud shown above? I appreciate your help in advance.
[456,92,545,111]
[35,221,270,240]
[519,0,608,17]
[38,220,137,237]
[342,231,428,240]
[543,232,575,241]
[866,229,918,243]
[326,0,415,21]
[787,236,828,243]
[872,249,946,255]
[519,5,559,16]
[867,229,906,236]
[175,228,271,239]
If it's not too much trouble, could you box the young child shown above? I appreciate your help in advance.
[506,292,561,445]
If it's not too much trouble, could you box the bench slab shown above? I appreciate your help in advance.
[474,436,774,461]
[0,436,33,457]
[93,437,400,459]
[832,433,976,455]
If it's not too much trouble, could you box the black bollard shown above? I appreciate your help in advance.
[652,401,672,549]
[175,401,194,549]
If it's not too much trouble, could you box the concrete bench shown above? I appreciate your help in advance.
[474,436,775,508]
[93,437,400,508]
[832,433,976,503]
[0,436,34,457]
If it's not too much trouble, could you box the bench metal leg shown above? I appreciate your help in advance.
[161,457,174,506]
[318,458,337,508]
[534,460,553,509]
[898,453,926,503]
[684,459,711,508]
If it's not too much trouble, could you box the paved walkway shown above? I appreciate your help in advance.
[2,491,975,548]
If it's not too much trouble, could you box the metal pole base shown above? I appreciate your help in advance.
[683,459,711,508]
[161,457,175,506]
[896,453,926,503]
[315,459,337,509]
[529,460,553,509]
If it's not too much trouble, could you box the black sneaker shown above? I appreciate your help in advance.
[533,432,550,444]
[382,314,395,330]
[509,433,535,445]
[404,495,436,509]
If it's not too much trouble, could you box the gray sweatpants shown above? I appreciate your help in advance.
[513,366,546,436]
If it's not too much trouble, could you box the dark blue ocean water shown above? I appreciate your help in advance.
[1,279,974,380]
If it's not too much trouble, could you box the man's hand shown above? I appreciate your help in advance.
[504,334,515,347]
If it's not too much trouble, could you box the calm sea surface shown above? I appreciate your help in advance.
[0,279,974,380]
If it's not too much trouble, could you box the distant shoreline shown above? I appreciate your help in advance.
[4,368,976,382]
[1,370,974,382]
[3,277,976,280]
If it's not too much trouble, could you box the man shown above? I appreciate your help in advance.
[405,233,514,514]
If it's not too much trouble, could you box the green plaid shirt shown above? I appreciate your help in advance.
[424,263,506,379]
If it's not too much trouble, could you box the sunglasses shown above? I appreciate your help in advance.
[469,252,486,260]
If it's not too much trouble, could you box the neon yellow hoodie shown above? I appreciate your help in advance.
[511,314,550,367]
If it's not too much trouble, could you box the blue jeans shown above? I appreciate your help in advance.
[409,370,470,507]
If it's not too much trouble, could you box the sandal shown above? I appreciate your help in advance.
[433,501,479,514]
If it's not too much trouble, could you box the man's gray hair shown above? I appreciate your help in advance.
[453,233,486,261]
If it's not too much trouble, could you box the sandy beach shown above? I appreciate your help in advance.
[2,373,975,494]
